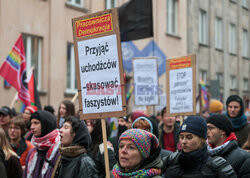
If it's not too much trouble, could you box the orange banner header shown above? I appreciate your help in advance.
[75,13,113,38]
[169,56,191,70]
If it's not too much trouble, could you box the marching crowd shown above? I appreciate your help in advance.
[0,94,249,178]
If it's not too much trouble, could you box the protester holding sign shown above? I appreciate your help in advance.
[112,129,162,177]
[87,119,116,178]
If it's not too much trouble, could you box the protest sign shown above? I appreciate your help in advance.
[72,9,126,120]
[166,54,196,116]
[133,57,159,106]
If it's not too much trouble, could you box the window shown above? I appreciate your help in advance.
[230,75,237,89]
[66,0,84,8]
[215,17,223,49]
[216,73,223,86]
[199,10,208,45]
[105,0,117,9]
[23,34,42,90]
[199,70,207,84]
[242,0,248,8]
[167,0,178,35]
[66,43,77,93]
[229,23,237,54]
[242,29,248,57]
[243,78,249,91]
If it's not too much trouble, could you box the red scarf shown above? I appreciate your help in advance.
[209,132,237,149]
[27,129,60,178]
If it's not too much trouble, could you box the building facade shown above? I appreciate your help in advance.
[0,0,249,113]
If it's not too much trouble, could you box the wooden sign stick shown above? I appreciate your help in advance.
[10,92,18,108]
[101,118,110,178]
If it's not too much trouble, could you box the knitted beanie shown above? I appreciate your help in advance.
[119,129,159,158]
[25,105,38,114]
[179,116,207,139]
[209,100,223,113]
[131,111,149,123]
[207,114,233,136]
[226,95,244,117]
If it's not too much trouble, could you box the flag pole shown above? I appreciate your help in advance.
[10,92,18,108]
[71,92,78,103]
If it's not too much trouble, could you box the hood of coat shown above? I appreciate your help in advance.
[72,120,92,149]
[30,110,57,137]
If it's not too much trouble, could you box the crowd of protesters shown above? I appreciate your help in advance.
[0,94,249,177]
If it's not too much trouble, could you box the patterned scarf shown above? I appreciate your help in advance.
[207,132,237,156]
[27,129,60,178]
[112,164,161,178]
[226,113,247,129]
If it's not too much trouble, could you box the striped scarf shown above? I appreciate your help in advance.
[112,164,161,178]
[26,129,60,178]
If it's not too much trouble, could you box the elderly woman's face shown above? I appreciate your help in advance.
[119,139,142,171]
[179,132,203,153]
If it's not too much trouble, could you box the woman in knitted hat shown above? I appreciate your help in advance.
[162,116,236,178]
[112,129,163,177]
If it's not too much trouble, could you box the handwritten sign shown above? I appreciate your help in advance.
[72,9,126,119]
[133,57,159,106]
[166,54,196,116]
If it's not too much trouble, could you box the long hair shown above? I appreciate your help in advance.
[89,119,110,157]
[57,100,75,128]
[0,128,17,160]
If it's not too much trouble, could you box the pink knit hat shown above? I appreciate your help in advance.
[25,105,38,114]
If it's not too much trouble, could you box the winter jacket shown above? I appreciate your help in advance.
[5,155,23,178]
[162,145,237,178]
[208,140,250,178]
[0,148,7,178]
[158,123,180,151]
[11,137,34,166]
[53,152,98,178]
[53,119,98,178]
[88,143,116,178]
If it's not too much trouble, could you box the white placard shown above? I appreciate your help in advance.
[169,67,193,113]
[77,34,122,113]
[133,58,159,105]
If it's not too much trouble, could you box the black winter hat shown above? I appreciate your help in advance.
[30,110,57,137]
[226,95,244,117]
[207,114,233,136]
[180,116,207,139]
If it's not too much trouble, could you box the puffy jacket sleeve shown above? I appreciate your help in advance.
[239,157,250,178]
[206,156,237,178]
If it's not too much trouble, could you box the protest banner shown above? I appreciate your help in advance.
[166,54,196,116]
[133,57,159,106]
[72,9,126,120]
[72,9,127,177]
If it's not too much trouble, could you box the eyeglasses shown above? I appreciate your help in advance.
[8,127,21,130]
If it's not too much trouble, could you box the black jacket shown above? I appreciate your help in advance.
[0,148,7,178]
[208,140,250,178]
[54,153,98,178]
[162,146,236,178]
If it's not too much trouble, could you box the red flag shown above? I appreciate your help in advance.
[0,35,30,106]
[27,68,41,110]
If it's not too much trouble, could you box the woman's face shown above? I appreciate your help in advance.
[85,120,94,133]
[119,139,142,171]
[23,109,32,123]
[59,104,67,118]
[179,132,203,153]
[60,122,75,146]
